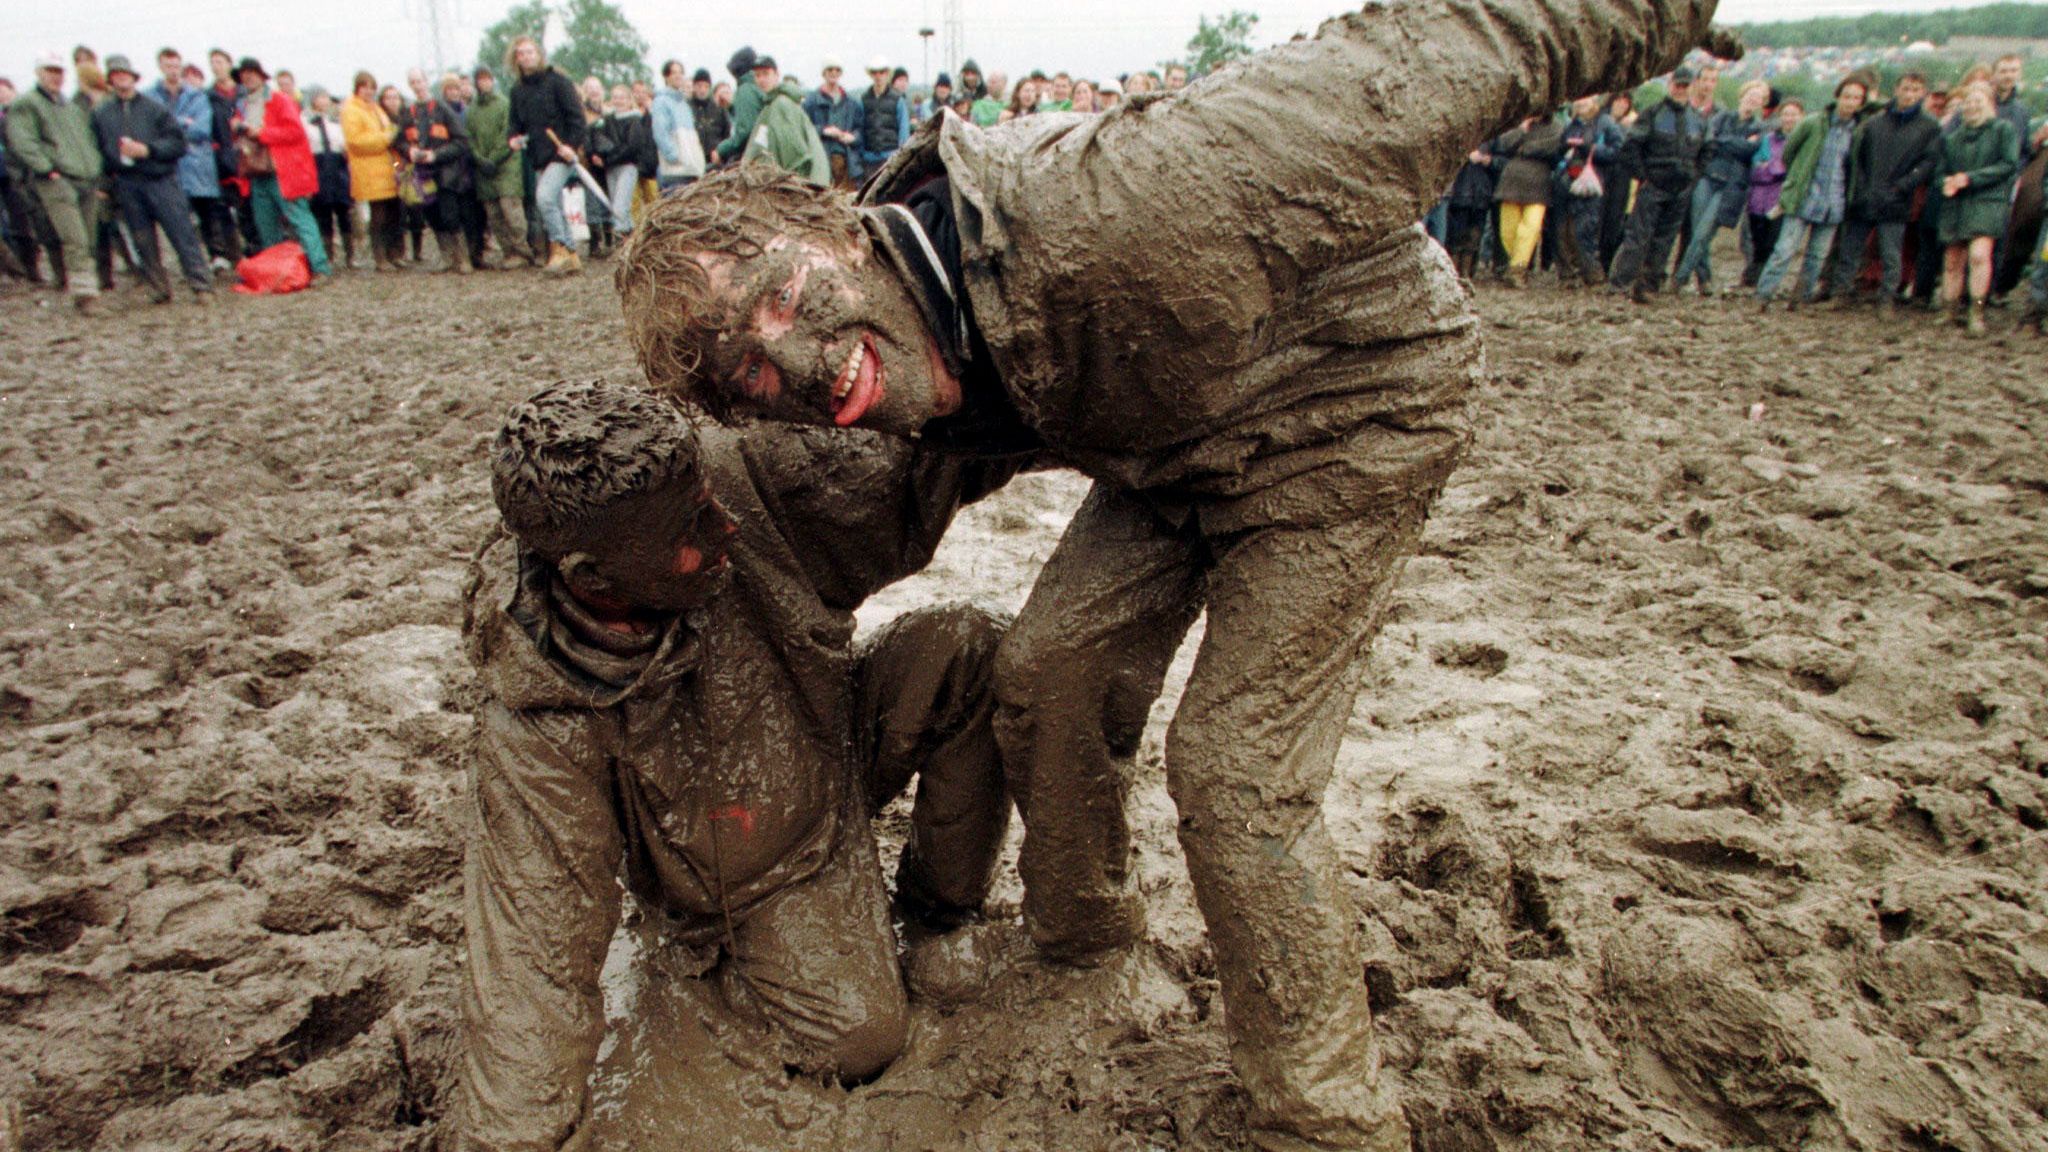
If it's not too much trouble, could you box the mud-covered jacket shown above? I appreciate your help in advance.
[865,0,1718,536]
[745,80,830,186]
[1621,95,1704,190]
[450,425,1020,1152]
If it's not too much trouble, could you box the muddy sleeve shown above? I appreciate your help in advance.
[452,703,622,1152]
[1136,0,1719,244]
[744,429,1026,608]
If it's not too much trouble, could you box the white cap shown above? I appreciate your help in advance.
[867,55,890,73]
[821,55,843,71]
[35,50,66,71]
[1099,77,1123,95]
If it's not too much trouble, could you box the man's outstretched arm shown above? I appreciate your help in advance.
[449,704,623,1152]
[1091,0,1724,267]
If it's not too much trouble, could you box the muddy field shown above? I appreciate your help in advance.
[2,262,2045,1152]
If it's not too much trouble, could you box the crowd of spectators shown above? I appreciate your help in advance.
[0,36,1203,312]
[3,36,2042,338]
[1437,51,2048,336]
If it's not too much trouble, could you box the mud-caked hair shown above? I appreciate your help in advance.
[615,163,862,416]
[490,380,701,558]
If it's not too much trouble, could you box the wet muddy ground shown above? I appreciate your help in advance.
[2,265,2045,1151]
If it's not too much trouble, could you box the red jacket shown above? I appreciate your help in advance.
[255,89,317,200]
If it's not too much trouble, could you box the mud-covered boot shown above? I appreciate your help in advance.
[451,235,474,276]
[1965,297,1986,337]
[1504,266,1528,289]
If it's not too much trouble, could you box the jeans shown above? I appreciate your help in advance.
[604,163,638,233]
[1831,217,1908,297]
[1498,201,1547,269]
[114,175,212,291]
[1743,213,1781,287]
[1608,179,1690,292]
[1558,194,1605,282]
[535,160,574,248]
[1754,215,1838,302]
[1424,198,1449,245]
[1672,176,1739,289]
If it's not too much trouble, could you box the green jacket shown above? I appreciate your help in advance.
[715,75,764,161]
[1776,105,1856,222]
[969,96,1004,128]
[1935,117,2020,245]
[466,89,523,199]
[5,84,103,181]
[744,80,830,186]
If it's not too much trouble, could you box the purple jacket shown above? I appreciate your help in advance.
[1747,129,1789,217]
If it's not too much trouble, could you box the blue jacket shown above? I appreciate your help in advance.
[650,86,699,178]
[1701,109,1765,186]
[147,80,221,198]
[802,85,863,174]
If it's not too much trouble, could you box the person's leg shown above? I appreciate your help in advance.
[856,602,1012,925]
[33,177,96,300]
[534,161,573,248]
[1967,234,1995,300]
[1794,220,1838,301]
[607,163,637,234]
[724,811,907,1081]
[1829,217,1872,300]
[1168,495,1441,1152]
[1672,178,1720,287]
[279,196,332,275]
[1875,221,1907,300]
[1571,196,1605,283]
[248,176,285,249]
[1755,216,1810,302]
[148,180,213,291]
[1639,184,1687,292]
[115,182,173,298]
[1506,202,1545,271]
[1606,190,1660,290]
[994,482,1208,963]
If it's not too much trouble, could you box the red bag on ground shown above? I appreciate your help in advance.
[232,242,312,295]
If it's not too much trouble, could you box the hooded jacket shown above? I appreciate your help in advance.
[250,86,319,200]
[465,88,524,199]
[1935,116,2020,245]
[449,424,1020,1152]
[745,79,831,186]
[716,74,765,161]
[864,0,1718,535]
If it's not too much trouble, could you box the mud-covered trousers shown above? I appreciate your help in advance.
[1608,177,1690,292]
[994,470,1447,1150]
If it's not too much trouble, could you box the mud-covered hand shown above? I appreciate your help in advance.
[1701,25,1745,61]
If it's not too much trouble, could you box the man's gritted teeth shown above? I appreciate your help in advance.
[828,331,886,427]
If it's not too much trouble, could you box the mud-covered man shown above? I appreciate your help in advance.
[450,381,1020,1151]
[616,2,1732,1147]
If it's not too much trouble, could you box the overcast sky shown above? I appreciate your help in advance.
[0,0,2007,94]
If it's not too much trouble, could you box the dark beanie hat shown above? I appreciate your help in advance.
[935,72,952,88]
[726,46,756,79]
[693,67,712,84]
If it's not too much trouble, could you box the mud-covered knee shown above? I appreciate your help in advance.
[823,994,909,1083]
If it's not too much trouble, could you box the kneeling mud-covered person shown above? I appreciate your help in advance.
[450,381,1021,1152]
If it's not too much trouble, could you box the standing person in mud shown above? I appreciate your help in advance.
[616,0,1734,1145]
[1607,64,1705,302]
[454,380,1022,1152]
[505,35,586,277]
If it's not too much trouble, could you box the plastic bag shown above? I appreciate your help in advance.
[1569,165,1604,199]
[232,241,313,295]
[563,184,590,244]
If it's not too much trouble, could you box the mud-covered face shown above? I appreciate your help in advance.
[694,236,960,436]
[564,472,738,614]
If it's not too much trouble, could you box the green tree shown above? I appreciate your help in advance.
[552,0,651,88]
[1174,10,1259,78]
[477,0,550,76]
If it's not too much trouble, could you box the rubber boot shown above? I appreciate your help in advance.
[452,234,473,276]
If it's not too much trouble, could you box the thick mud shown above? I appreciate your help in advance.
[2,271,2044,1151]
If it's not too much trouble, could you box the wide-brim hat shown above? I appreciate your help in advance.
[103,54,140,79]
[236,56,269,81]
